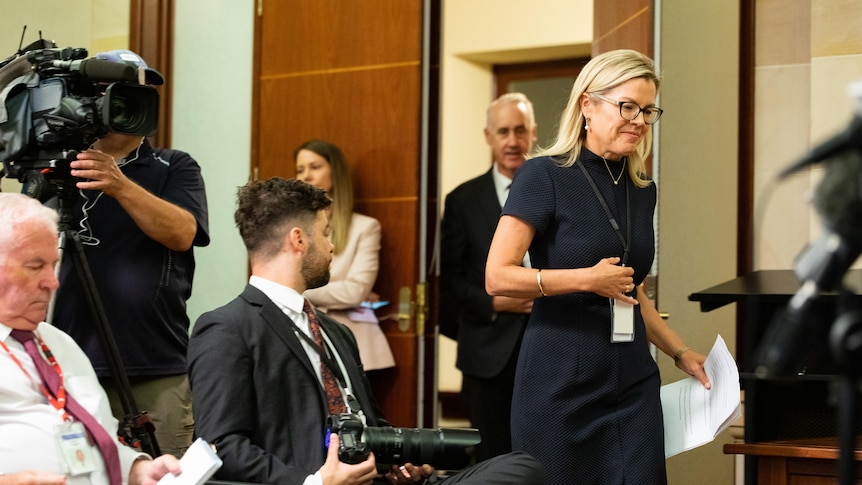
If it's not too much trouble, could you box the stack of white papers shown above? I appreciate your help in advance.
[661,335,742,458]
[157,437,223,485]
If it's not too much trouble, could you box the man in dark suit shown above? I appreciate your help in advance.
[440,93,537,461]
[188,177,544,484]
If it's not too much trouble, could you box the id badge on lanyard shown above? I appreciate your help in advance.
[578,160,635,343]
[56,417,98,476]
[610,298,635,342]
[1,336,99,476]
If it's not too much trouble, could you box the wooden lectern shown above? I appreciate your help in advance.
[689,270,862,484]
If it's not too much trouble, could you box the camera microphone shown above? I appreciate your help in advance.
[755,141,862,378]
[52,58,137,83]
[779,80,862,179]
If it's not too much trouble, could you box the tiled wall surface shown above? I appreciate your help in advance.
[754,0,862,269]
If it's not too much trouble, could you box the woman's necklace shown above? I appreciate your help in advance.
[602,157,626,185]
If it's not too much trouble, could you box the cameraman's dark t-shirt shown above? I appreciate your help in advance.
[52,138,209,377]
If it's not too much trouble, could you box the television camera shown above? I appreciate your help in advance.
[0,38,161,203]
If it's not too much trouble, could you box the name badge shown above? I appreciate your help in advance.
[56,421,98,475]
[610,299,635,342]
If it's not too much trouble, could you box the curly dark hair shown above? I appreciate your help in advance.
[235,177,331,259]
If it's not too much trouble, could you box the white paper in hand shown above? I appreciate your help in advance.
[660,335,741,458]
[157,437,223,485]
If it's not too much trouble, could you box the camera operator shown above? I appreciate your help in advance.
[50,50,210,458]
[188,177,544,484]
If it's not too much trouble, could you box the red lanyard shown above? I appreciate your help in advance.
[1,334,70,421]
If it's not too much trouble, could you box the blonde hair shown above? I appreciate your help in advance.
[536,49,660,188]
[293,139,354,254]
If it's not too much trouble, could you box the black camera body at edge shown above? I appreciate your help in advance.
[0,39,160,202]
[326,413,481,471]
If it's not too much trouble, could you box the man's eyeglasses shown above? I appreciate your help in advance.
[589,93,663,125]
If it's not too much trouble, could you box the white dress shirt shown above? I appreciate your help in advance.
[249,275,326,381]
[0,322,145,483]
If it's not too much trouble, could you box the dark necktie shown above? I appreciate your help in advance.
[302,300,348,415]
[10,329,123,485]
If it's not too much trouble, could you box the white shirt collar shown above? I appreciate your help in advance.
[492,163,514,208]
[248,275,306,315]
[0,322,46,343]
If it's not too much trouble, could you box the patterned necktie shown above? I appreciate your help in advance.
[10,330,123,485]
[302,300,348,415]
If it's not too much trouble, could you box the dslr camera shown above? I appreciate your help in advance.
[0,38,161,202]
[326,413,481,471]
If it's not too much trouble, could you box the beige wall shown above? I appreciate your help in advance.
[437,0,593,392]
[657,1,740,483]
[0,0,123,51]
[754,0,862,269]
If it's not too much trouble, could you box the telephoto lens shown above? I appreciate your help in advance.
[326,413,481,470]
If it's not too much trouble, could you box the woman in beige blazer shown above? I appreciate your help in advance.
[295,139,395,370]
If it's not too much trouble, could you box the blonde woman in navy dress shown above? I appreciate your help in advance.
[485,49,711,484]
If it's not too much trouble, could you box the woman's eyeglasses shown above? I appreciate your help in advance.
[589,93,663,125]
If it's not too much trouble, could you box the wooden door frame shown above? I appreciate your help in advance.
[129,0,173,149]
[493,58,589,96]
[738,0,755,277]
[421,0,442,428]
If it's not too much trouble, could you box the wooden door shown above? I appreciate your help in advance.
[592,0,653,175]
[253,0,439,428]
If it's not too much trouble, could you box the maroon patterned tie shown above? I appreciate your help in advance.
[302,300,348,415]
[10,330,123,485]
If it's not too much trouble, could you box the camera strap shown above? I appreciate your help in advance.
[288,318,363,414]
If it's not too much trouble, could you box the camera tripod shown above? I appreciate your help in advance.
[47,174,161,457]
[828,297,862,485]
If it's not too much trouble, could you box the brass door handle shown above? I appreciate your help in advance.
[397,286,412,332]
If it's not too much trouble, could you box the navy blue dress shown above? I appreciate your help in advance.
[503,149,666,485]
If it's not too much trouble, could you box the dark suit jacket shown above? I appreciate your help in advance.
[188,285,389,484]
[440,169,528,379]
